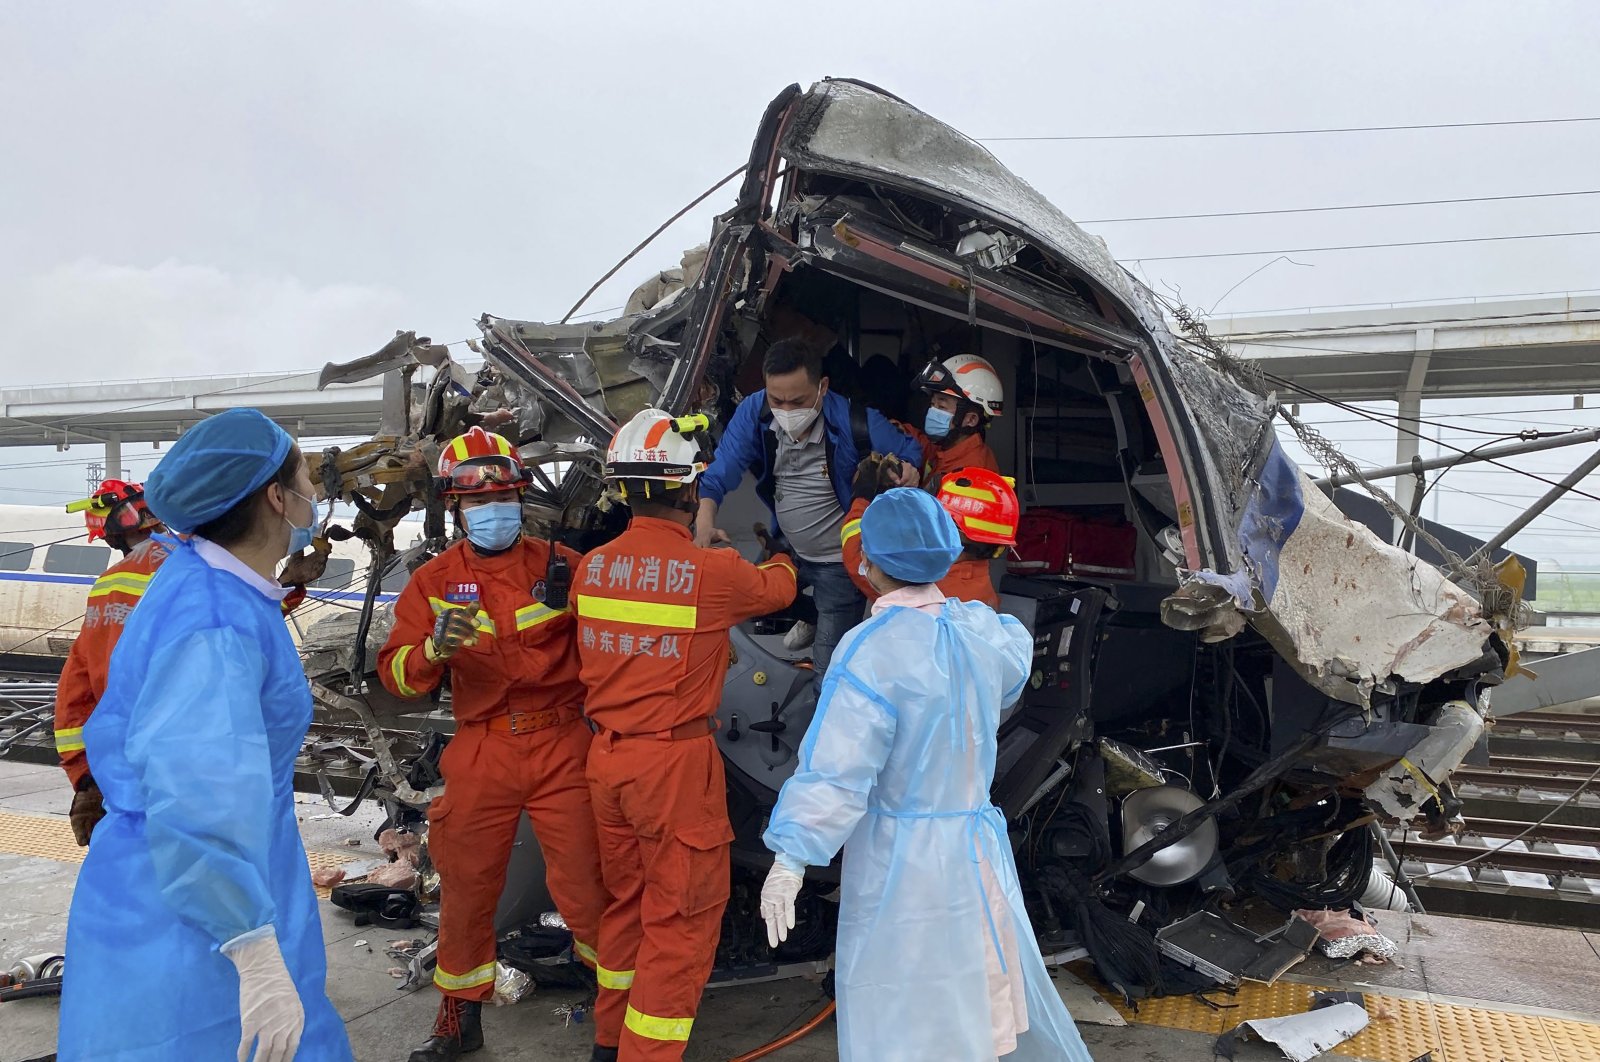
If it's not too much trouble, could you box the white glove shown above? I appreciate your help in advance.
[760,856,805,949]
[222,925,305,1062]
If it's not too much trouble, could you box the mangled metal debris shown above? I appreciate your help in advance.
[1215,1000,1370,1062]
[300,77,1521,993]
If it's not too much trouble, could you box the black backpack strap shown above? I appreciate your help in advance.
[849,399,873,462]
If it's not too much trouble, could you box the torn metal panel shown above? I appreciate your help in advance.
[1216,1001,1370,1062]
[1154,911,1319,987]
[1188,433,1495,705]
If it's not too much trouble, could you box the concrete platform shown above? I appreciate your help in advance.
[1,759,1596,1062]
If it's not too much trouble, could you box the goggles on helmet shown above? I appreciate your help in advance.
[437,455,530,496]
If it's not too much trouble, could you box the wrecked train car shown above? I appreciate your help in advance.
[307,80,1506,988]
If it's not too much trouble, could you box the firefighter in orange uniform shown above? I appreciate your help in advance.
[577,409,797,1061]
[843,466,1019,609]
[54,480,167,845]
[377,427,612,1062]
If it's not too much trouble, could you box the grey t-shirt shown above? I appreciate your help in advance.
[772,417,845,563]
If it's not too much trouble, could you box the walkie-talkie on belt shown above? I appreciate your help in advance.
[545,550,571,610]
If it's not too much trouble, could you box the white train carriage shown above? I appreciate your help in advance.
[0,503,402,661]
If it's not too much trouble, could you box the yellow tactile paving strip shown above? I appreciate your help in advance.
[1095,975,1600,1062]
[0,809,348,896]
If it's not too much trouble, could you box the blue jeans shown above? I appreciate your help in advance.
[796,558,865,676]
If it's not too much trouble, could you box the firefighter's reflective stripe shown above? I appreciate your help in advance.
[87,572,153,599]
[390,644,422,698]
[758,559,797,576]
[515,603,565,631]
[576,595,697,630]
[433,960,497,992]
[428,598,497,637]
[55,726,86,754]
[840,518,862,547]
[963,516,1014,538]
[625,1005,693,1042]
[574,939,598,965]
[596,964,635,991]
[940,481,998,503]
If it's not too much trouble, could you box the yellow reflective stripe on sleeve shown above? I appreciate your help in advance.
[941,482,998,503]
[390,644,422,698]
[840,519,862,545]
[433,961,497,991]
[575,595,697,629]
[596,964,635,991]
[963,516,1014,538]
[625,1005,693,1042]
[87,572,153,599]
[573,940,598,965]
[515,603,566,631]
[55,727,86,754]
[427,598,497,637]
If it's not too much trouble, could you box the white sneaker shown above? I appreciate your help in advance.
[783,621,816,650]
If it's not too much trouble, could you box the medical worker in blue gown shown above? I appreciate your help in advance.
[760,488,1094,1062]
[60,408,352,1062]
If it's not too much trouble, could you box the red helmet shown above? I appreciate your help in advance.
[935,467,1019,546]
[436,427,531,496]
[67,479,162,543]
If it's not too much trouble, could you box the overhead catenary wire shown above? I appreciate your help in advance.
[1125,229,1600,263]
[1081,187,1600,225]
[979,115,1600,142]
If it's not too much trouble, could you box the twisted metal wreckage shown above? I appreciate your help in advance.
[295,80,1526,996]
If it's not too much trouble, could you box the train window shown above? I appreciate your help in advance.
[44,544,113,575]
[381,557,411,593]
[0,541,34,572]
[311,558,356,590]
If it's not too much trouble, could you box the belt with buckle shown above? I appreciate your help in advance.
[482,709,565,735]
[609,717,721,742]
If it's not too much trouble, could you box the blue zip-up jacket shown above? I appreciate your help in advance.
[699,390,924,540]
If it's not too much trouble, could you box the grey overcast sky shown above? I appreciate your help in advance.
[2,1,1598,579]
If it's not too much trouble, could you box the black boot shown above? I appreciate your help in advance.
[590,1046,620,1062]
[407,996,485,1061]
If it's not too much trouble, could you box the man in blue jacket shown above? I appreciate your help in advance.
[694,338,923,674]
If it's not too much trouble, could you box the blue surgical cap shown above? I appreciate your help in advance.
[145,409,295,534]
[861,488,962,585]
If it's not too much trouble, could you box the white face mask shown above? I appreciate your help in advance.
[771,393,821,441]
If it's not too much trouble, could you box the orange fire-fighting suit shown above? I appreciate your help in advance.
[575,517,796,1060]
[897,422,1000,486]
[378,535,610,1020]
[841,495,1001,608]
[54,538,170,789]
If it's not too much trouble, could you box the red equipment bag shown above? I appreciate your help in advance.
[1007,509,1137,579]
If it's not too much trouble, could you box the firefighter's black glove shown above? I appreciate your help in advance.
[852,453,894,502]
[71,777,105,847]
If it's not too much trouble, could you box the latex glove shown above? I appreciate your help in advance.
[426,603,481,662]
[223,926,304,1062]
[69,778,105,847]
[760,857,805,949]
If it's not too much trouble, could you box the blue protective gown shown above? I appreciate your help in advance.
[764,598,1094,1062]
[60,540,352,1061]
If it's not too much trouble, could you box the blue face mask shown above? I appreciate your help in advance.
[284,489,316,557]
[924,406,954,441]
[464,500,523,552]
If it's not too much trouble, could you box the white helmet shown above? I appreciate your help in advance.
[916,353,1004,417]
[604,408,711,485]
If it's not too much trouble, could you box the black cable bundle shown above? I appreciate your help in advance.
[1245,826,1375,912]
[1036,862,1164,1005]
